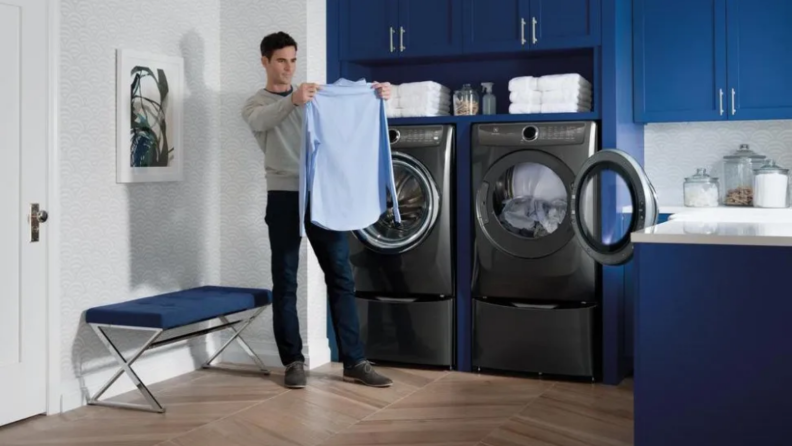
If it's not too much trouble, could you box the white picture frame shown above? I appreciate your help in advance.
[116,49,184,183]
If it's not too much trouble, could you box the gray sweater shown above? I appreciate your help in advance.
[241,87,304,191]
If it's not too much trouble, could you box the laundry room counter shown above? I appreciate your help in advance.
[629,209,792,446]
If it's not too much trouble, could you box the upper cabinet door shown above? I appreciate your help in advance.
[463,0,530,54]
[633,0,728,123]
[726,0,792,120]
[528,0,600,50]
[339,0,399,61]
[399,0,463,57]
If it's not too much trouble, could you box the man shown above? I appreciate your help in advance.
[241,31,393,389]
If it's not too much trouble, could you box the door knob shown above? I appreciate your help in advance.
[28,203,48,242]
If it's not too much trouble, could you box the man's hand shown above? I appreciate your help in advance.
[372,82,392,100]
[292,82,321,106]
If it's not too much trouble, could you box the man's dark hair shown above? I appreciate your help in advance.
[260,32,298,59]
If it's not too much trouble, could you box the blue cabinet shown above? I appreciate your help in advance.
[633,0,727,123]
[726,0,792,120]
[337,0,600,61]
[339,0,399,61]
[634,0,792,123]
[339,0,462,60]
[463,0,529,53]
[399,0,464,58]
[463,0,599,54]
[530,0,601,51]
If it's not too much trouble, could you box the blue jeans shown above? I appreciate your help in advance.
[265,191,365,368]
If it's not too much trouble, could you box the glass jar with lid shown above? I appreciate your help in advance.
[722,144,767,206]
[683,168,719,207]
[453,84,480,116]
[753,159,790,208]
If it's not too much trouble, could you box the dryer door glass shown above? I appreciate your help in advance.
[355,153,440,254]
[476,150,576,259]
[495,162,568,239]
[571,149,659,266]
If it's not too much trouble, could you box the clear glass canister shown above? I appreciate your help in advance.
[453,84,480,116]
[683,168,719,207]
[753,159,790,208]
[722,144,767,206]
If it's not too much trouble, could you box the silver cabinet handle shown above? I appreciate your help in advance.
[719,89,724,115]
[731,88,736,115]
[390,27,395,52]
[400,26,406,51]
[521,18,526,45]
[532,17,538,43]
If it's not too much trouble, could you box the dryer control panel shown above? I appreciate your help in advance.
[476,122,592,147]
[389,126,445,148]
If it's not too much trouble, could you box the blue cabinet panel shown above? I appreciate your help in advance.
[463,0,529,53]
[726,0,792,120]
[339,0,399,61]
[633,0,727,123]
[399,0,463,57]
[530,0,600,50]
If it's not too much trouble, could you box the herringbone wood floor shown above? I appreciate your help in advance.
[0,363,634,446]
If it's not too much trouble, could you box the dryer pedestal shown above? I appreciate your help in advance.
[356,296,454,367]
[472,298,599,379]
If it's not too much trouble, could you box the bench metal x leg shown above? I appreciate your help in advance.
[203,307,270,375]
[87,324,166,413]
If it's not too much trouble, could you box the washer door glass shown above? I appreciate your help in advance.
[571,149,659,266]
[476,150,576,259]
[356,153,440,254]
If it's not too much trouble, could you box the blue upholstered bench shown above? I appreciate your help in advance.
[84,285,272,413]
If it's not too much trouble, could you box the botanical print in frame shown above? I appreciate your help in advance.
[116,49,184,183]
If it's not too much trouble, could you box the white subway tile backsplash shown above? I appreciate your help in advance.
[645,120,792,206]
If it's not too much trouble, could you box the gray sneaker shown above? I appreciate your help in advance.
[343,360,393,387]
[284,361,306,389]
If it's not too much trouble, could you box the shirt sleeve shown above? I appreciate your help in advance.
[241,92,297,132]
[379,99,401,224]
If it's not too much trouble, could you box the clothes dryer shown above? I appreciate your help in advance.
[471,121,658,378]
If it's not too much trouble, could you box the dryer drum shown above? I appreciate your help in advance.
[355,152,441,254]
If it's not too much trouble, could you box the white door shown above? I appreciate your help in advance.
[0,0,49,427]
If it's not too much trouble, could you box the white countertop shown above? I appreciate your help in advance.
[631,206,792,246]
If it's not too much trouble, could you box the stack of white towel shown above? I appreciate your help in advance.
[386,81,451,118]
[508,73,593,114]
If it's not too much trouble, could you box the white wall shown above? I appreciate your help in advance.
[58,0,329,412]
[644,120,792,206]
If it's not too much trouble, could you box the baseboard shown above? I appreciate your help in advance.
[219,339,331,370]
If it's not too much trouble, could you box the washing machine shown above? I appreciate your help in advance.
[347,124,455,367]
[471,121,657,378]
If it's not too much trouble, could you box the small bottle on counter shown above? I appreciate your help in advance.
[683,168,719,207]
[753,159,790,208]
[481,82,496,115]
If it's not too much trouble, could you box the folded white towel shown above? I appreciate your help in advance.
[509,103,541,114]
[399,106,451,118]
[396,94,451,109]
[508,76,539,92]
[538,73,592,92]
[508,90,542,103]
[396,81,451,97]
[540,102,591,113]
[542,88,592,104]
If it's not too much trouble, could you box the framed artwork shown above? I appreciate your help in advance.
[116,49,184,183]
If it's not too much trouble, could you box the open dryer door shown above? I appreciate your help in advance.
[570,149,659,266]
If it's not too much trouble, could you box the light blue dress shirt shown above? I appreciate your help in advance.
[298,78,401,236]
